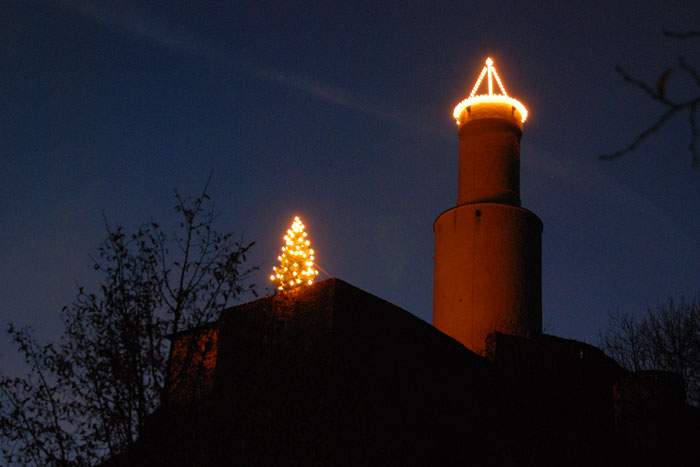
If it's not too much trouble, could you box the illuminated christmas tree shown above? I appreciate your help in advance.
[270,216,319,292]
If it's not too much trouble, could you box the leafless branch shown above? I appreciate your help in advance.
[600,299,700,406]
[690,103,698,168]
[601,29,700,168]
[663,29,700,39]
[600,65,700,167]
[614,66,677,105]
[679,57,700,88]
[599,107,678,161]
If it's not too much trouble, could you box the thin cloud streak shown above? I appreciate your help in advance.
[250,67,449,137]
[59,0,198,52]
[58,0,446,138]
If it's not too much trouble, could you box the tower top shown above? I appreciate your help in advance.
[453,57,528,125]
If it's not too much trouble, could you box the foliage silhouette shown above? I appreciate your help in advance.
[600,298,700,406]
[0,189,256,465]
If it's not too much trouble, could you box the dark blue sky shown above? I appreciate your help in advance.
[2,0,700,370]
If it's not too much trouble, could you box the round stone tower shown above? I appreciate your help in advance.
[433,57,542,356]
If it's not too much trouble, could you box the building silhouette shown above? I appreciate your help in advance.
[106,59,699,466]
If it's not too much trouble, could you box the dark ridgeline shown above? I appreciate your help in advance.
[104,278,698,466]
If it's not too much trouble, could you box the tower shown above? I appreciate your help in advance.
[433,57,542,355]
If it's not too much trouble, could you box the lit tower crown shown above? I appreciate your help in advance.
[453,57,528,125]
[270,216,319,292]
[433,56,542,356]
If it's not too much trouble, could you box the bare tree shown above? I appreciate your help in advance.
[600,29,700,168]
[600,299,700,406]
[0,189,256,465]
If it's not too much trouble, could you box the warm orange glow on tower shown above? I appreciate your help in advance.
[270,216,319,292]
[433,56,542,356]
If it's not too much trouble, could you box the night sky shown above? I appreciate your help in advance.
[3,1,700,373]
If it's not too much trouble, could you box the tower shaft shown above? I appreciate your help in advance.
[433,69,542,356]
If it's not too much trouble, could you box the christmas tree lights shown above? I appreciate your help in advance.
[269,216,319,292]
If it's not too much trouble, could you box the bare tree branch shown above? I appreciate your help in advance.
[599,107,678,161]
[601,31,700,168]
[679,57,700,88]
[663,29,700,39]
[690,103,699,168]
[614,66,678,106]
[600,299,700,406]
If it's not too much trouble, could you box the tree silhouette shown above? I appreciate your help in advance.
[0,189,256,465]
[600,299,700,406]
[600,29,700,168]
